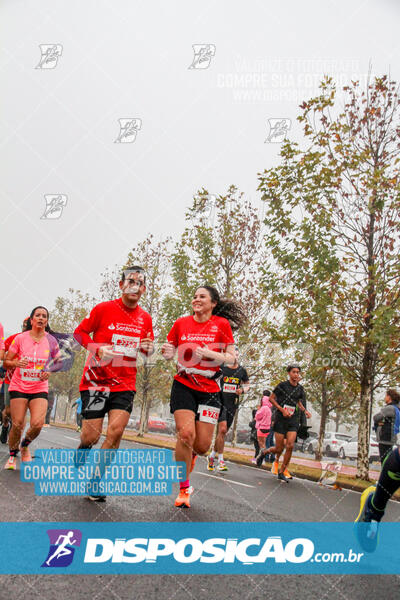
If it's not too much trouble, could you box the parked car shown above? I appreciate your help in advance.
[165,417,176,435]
[306,432,352,456]
[294,431,318,452]
[135,416,168,433]
[337,435,380,463]
[226,428,252,445]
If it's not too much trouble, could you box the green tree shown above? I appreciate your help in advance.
[305,365,359,460]
[99,236,174,435]
[164,186,270,441]
[259,74,400,479]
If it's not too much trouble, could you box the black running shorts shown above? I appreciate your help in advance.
[170,380,222,424]
[273,415,299,436]
[9,390,48,401]
[81,389,135,420]
[218,399,238,430]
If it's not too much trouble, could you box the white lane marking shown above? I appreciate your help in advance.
[195,471,255,488]
[64,436,79,441]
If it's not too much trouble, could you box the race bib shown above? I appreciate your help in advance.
[283,404,296,417]
[223,383,237,394]
[198,404,220,424]
[21,368,42,382]
[111,334,140,357]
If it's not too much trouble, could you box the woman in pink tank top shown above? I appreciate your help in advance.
[3,306,60,470]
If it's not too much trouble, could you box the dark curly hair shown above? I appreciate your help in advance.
[26,306,53,333]
[196,285,247,331]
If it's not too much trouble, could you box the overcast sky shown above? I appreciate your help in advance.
[1,0,399,335]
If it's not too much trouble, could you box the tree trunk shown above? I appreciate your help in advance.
[315,371,328,461]
[51,394,57,423]
[231,408,239,448]
[334,409,340,432]
[357,343,374,479]
[357,192,376,480]
[138,366,151,437]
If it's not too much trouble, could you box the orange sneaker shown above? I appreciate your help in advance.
[283,468,293,479]
[4,456,17,470]
[271,460,279,475]
[20,447,32,462]
[175,486,193,508]
[190,454,197,473]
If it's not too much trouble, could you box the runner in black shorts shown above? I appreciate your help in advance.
[264,365,311,482]
[162,285,246,508]
[73,266,154,501]
[207,348,249,472]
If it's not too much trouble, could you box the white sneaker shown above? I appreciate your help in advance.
[217,460,228,471]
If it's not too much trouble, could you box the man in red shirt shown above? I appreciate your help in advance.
[73,266,154,501]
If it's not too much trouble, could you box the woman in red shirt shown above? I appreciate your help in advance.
[162,285,246,508]
[3,306,60,469]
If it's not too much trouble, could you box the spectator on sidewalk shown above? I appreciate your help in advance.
[255,391,272,466]
[373,389,400,464]
[72,397,83,431]
[249,408,259,463]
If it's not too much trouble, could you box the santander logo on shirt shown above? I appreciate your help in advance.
[184,333,216,343]
[115,323,142,334]
[108,324,116,330]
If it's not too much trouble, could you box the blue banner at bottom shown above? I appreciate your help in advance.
[0,522,398,574]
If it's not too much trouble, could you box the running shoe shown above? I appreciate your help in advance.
[4,456,17,470]
[271,460,279,475]
[20,446,32,462]
[0,423,10,444]
[283,468,293,479]
[190,454,198,473]
[174,486,193,508]
[217,460,228,472]
[256,451,266,468]
[354,486,380,553]
[87,494,106,503]
[277,472,289,483]
[207,456,215,471]
[251,458,257,464]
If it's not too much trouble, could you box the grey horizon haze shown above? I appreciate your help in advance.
[1,0,399,335]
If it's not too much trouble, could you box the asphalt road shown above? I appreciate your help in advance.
[0,425,399,600]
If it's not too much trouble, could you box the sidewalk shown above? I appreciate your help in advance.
[224,443,380,481]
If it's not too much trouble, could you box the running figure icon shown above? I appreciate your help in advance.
[45,531,77,566]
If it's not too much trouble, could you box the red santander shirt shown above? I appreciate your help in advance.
[167,315,235,393]
[4,333,19,385]
[74,298,154,392]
